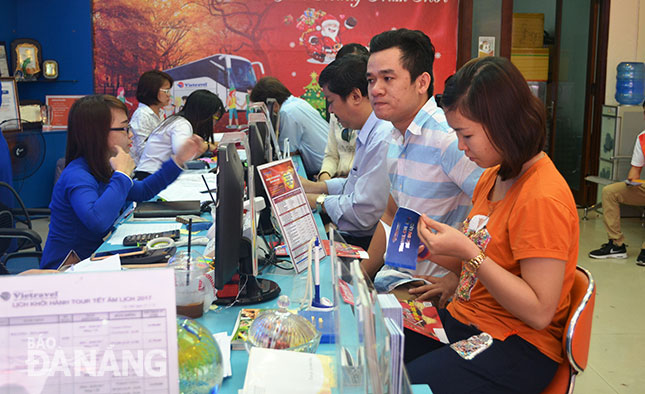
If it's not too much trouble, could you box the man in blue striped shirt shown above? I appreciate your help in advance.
[362,29,483,306]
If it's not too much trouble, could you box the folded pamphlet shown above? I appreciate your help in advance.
[385,207,422,270]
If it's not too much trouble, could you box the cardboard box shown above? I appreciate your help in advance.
[512,13,544,48]
[511,48,549,81]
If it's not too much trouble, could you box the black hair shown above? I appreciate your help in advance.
[66,95,128,182]
[135,70,174,106]
[171,90,223,142]
[336,43,368,59]
[441,57,546,180]
[369,28,436,97]
[319,55,368,99]
[249,77,292,105]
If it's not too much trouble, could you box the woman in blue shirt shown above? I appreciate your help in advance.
[40,95,203,269]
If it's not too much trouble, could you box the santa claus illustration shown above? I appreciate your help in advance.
[298,11,357,63]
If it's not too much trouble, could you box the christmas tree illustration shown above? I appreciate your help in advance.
[301,71,327,119]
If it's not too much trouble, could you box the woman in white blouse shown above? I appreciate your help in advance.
[135,89,223,179]
[130,70,173,165]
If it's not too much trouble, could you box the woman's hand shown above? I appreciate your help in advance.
[174,135,205,166]
[408,272,459,308]
[418,214,480,261]
[109,145,135,176]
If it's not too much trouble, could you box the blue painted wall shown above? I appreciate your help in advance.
[1,1,92,207]
[1,0,94,102]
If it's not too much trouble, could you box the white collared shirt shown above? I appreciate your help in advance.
[130,103,163,165]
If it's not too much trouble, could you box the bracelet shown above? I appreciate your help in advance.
[466,250,486,272]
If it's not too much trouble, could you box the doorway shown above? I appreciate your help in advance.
[458,0,610,205]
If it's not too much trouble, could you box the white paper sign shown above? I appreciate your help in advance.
[0,269,180,393]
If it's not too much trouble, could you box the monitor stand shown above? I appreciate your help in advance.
[214,237,281,305]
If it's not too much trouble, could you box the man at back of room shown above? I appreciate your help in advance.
[250,77,329,178]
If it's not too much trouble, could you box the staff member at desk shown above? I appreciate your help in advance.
[40,95,204,269]
[135,89,224,179]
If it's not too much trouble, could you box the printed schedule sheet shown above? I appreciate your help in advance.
[0,269,180,394]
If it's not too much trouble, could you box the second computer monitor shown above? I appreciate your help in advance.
[214,143,245,290]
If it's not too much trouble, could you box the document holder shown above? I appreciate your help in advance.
[133,200,201,218]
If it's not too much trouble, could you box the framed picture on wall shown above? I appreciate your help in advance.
[10,38,42,79]
[0,42,9,77]
[0,77,22,132]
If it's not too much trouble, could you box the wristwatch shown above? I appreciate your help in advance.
[315,194,327,213]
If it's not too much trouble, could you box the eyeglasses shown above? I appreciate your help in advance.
[159,88,171,94]
[110,125,132,133]
[341,128,353,142]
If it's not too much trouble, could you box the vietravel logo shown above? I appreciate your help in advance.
[176,81,208,88]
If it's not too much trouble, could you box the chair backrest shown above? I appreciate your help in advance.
[0,210,14,255]
[565,266,596,372]
[541,266,596,394]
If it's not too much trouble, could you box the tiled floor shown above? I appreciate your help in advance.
[574,212,645,394]
[25,211,645,393]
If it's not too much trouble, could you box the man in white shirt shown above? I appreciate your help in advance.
[589,100,645,266]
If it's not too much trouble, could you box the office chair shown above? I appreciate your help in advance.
[541,266,596,394]
[0,181,45,273]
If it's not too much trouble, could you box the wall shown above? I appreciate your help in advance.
[471,0,502,59]
[606,0,645,105]
[1,0,94,102]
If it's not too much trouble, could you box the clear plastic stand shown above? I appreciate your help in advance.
[330,229,413,393]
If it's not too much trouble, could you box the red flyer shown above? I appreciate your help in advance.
[400,300,448,343]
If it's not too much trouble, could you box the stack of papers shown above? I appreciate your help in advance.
[384,317,405,394]
[377,293,403,330]
[157,172,217,203]
[241,348,335,393]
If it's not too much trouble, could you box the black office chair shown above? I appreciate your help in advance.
[0,181,47,273]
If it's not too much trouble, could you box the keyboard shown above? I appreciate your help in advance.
[123,230,181,246]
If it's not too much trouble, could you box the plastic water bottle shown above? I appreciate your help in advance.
[615,62,645,105]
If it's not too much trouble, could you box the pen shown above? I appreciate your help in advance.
[199,188,217,193]
[313,238,321,306]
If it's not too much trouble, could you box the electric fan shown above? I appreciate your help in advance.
[4,130,46,182]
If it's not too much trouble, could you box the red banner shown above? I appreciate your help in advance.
[92,0,458,117]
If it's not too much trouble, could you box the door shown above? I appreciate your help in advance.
[549,0,609,204]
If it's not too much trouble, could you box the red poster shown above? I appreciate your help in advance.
[92,0,458,118]
[45,95,85,129]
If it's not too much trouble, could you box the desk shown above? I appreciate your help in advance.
[96,155,431,393]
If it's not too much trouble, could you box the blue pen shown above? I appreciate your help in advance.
[313,238,321,306]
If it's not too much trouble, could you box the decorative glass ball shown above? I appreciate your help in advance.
[176,316,223,393]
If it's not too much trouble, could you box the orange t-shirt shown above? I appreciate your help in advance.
[447,155,579,363]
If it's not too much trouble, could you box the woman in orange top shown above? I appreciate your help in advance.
[408,57,579,393]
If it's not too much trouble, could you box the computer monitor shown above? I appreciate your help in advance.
[248,124,268,199]
[214,143,280,305]
[266,98,279,133]
[253,120,280,162]
[247,124,275,235]
[214,143,245,290]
